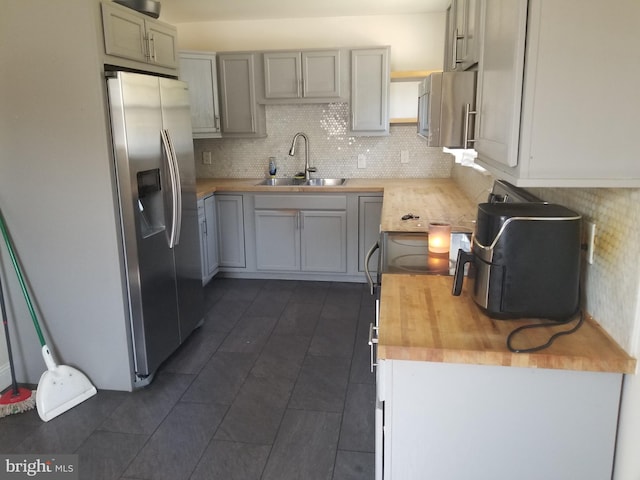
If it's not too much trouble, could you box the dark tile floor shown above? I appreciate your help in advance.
[0,278,376,480]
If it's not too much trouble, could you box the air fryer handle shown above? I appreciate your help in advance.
[452,249,474,296]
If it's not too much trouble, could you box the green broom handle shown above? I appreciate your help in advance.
[0,211,46,347]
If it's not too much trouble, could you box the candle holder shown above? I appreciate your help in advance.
[428,222,451,254]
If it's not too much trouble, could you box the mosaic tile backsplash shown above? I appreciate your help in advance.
[529,186,640,355]
[452,165,640,355]
[194,103,454,179]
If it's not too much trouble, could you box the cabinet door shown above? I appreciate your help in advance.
[204,195,219,277]
[460,0,481,70]
[179,52,221,138]
[302,50,341,98]
[358,196,383,273]
[474,0,528,168]
[101,2,147,63]
[197,199,208,283]
[218,53,259,134]
[255,210,300,271]
[264,52,301,99]
[216,195,246,268]
[446,0,480,71]
[146,21,178,68]
[300,211,347,272]
[351,48,390,135]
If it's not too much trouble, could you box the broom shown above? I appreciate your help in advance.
[0,270,36,418]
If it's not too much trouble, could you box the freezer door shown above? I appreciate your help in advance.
[159,78,204,340]
[108,72,181,377]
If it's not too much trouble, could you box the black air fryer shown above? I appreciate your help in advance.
[453,203,582,319]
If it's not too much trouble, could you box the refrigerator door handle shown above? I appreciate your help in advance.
[160,129,180,248]
[164,129,183,245]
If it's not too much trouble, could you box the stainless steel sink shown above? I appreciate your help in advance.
[256,177,304,186]
[304,178,346,186]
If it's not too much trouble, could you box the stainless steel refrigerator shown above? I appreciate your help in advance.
[106,71,203,383]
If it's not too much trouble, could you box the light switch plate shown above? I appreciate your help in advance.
[202,151,212,165]
[358,154,366,169]
[401,150,409,163]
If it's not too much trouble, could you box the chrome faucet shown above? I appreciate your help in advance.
[288,132,316,180]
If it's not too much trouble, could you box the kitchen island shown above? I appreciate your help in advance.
[375,274,635,480]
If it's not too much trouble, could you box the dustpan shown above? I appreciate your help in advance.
[36,345,97,421]
[0,210,96,421]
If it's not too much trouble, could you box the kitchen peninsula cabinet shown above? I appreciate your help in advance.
[374,274,635,480]
[263,50,341,100]
[350,47,390,136]
[101,1,178,70]
[217,53,267,137]
[179,51,221,138]
[253,195,347,273]
[358,195,383,273]
[474,0,640,187]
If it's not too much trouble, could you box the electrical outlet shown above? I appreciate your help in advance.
[585,221,596,264]
[401,150,409,164]
[358,154,367,169]
[202,151,212,165]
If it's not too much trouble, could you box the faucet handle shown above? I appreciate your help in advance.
[307,166,317,172]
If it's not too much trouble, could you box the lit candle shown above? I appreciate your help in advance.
[428,222,451,254]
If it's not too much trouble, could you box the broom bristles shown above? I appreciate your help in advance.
[0,389,36,419]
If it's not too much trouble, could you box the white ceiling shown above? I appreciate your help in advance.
[159,0,450,24]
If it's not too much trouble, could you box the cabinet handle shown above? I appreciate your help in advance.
[149,34,156,62]
[299,211,304,229]
[143,34,150,60]
[452,28,464,70]
[214,116,220,130]
[464,103,477,149]
[368,322,379,373]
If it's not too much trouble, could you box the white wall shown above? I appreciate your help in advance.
[176,13,446,71]
[0,0,134,390]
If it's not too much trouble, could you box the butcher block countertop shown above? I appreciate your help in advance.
[378,274,636,374]
[196,177,476,232]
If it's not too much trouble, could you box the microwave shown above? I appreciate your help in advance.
[417,71,477,148]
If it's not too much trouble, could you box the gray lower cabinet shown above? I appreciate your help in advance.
[253,194,347,273]
[216,194,246,268]
[198,195,219,285]
[358,195,383,273]
[255,209,347,272]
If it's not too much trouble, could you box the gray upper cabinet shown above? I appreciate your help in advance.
[179,51,221,138]
[350,47,390,136]
[101,1,178,70]
[444,0,480,71]
[263,50,341,100]
[475,0,640,187]
[217,53,266,137]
